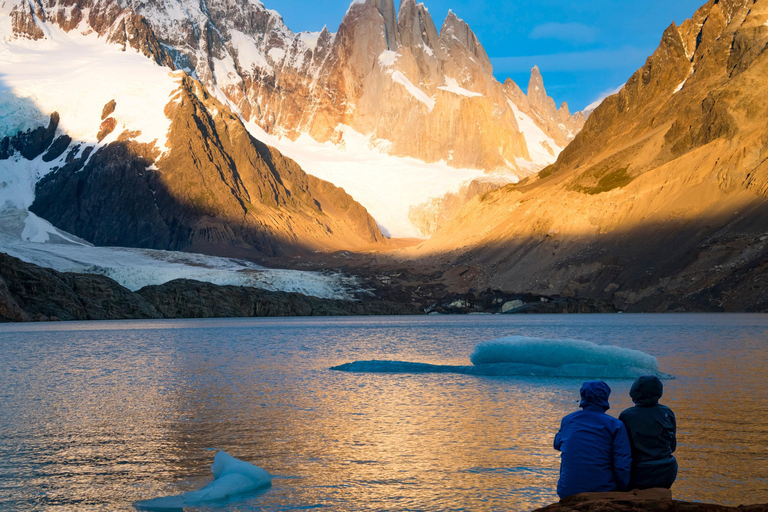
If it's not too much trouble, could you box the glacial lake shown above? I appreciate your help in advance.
[1,314,767,511]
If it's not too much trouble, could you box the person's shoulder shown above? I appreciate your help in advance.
[603,413,625,428]
[618,405,638,420]
[656,403,676,418]
[561,409,583,423]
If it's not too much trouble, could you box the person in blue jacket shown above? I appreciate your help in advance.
[554,380,632,498]
[619,375,677,490]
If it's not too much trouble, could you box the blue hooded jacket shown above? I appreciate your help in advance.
[554,381,632,498]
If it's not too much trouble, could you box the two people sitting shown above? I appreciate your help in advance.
[554,376,677,498]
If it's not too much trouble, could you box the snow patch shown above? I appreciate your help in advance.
[267,47,286,63]
[507,100,562,168]
[583,85,624,117]
[438,76,482,98]
[673,67,694,94]
[212,55,245,88]
[298,30,324,51]
[378,50,397,67]
[228,30,272,73]
[390,71,435,111]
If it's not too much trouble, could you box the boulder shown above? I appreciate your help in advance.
[532,488,768,512]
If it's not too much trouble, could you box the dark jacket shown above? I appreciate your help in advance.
[619,375,677,489]
[554,381,632,498]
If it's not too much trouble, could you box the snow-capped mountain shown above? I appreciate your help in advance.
[2,0,585,242]
[0,12,389,266]
[7,0,583,174]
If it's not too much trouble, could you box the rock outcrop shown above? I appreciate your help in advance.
[138,279,419,318]
[409,0,768,312]
[0,252,161,321]
[532,489,768,512]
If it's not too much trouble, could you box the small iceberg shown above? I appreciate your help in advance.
[331,336,672,379]
[134,451,271,511]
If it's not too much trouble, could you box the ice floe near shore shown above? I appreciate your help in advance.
[332,336,671,379]
[135,451,271,510]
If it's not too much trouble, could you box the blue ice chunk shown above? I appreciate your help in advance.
[134,451,271,511]
[331,336,672,379]
[470,336,659,371]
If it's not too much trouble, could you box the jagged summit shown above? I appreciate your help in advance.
[439,9,491,72]
[5,0,584,175]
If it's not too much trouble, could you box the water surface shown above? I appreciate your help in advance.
[1,314,767,511]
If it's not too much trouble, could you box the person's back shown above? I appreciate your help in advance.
[554,381,632,498]
[619,375,677,490]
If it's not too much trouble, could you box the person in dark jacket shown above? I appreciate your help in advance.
[554,381,632,498]
[619,375,677,490]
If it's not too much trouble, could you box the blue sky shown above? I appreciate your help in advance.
[268,0,705,111]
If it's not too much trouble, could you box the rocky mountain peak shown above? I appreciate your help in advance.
[527,66,554,110]
[397,0,440,56]
[345,0,400,50]
[438,9,492,73]
[378,0,400,50]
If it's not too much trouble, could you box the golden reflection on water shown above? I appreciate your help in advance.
[1,315,767,511]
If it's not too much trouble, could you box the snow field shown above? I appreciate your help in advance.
[245,122,486,238]
[0,19,180,153]
[507,99,562,169]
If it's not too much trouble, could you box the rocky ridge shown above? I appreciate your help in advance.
[7,0,584,173]
[409,0,768,312]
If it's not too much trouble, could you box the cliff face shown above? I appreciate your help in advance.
[6,0,582,174]
[412,0,768,312]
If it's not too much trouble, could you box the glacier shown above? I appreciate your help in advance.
[134,451,271,511]
[244,122,489,239]
[0,209,361,299]
[331,336,672,379]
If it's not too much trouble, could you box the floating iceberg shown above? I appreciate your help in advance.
[331,336,672,379]
[134,451,271,511]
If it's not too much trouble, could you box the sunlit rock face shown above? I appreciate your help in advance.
[412,0,768,313]
[8,0,583,174]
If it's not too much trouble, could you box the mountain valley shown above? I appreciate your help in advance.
[3,0,768,317]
